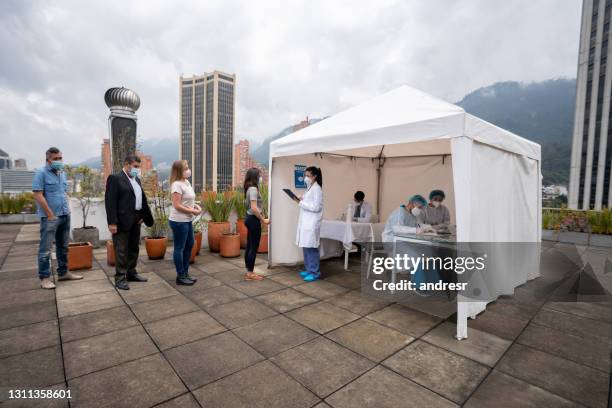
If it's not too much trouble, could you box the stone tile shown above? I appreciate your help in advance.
[544,301,612,323]
[398,298,458,319]
[62,268,108,282]
[57,290,124,318]
[256,288,318,313]
[193,360,319,408]
[533,308,612,342]
[286,301,360,334]
[468,309,529,341]
[250,263,283,276]
[383,340,489,404]
[327,290,391,316]
[0,268,38,281]
[464,370,581,408]
[1,383,69,407]
[199,261,239,274]
[55,279,114,300]
[168,274,223,292]
[0,320,59,358]
[63,325,158,379]
[0,346,64,389]
[293,280,351,299]
[233,315,319,357]
[59,305,139,342]
[145,310,226,349]
[207,298,277,329]
[0,277,43,293]
[267,270,307,287]
[0,300,56,330]
[207,268,249,284]
[484,300,541,321]
[119,281,178,305]
[228,278,285,296]
[325,366,457,407]
[271,336,375,398]
[68,354,186,407]
[366,304,442,337]
[0,288,55,310]
[498,344,608,408]
[164,331,264,389]
[185,285,247,309]
[423,322,511,367]
[324,271,361,289]
[130,294,199,323]
[326,318,414,362]
[517,323,609,372]
[155,393,200,408]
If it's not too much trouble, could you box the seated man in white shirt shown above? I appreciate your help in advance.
[352,191,372,223]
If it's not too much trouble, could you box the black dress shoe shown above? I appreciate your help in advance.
[176,276,195,286]
[116,281,130,290]
[127,273,148,282]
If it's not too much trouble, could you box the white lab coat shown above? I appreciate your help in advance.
[353,201,372,223]
[296,182,323,248]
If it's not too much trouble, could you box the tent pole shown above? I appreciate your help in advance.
[376,146,386,217]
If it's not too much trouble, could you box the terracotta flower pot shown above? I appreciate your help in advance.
[257,231,268,253]
[145,237,167,260]
[236,218,247,249]
[194,231,203,255]
[68,242,93,271]
[106,240,115,266]
[220,233,241,258]
[208,221,229,252]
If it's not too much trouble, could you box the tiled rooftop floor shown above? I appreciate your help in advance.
[0,224,610,407]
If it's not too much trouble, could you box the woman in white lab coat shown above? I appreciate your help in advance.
[296,166,324,282]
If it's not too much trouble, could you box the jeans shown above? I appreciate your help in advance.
[112,219,141,283]
[38,215,70,279]
[244,214,261,272]
[169,220,194,278]
[302,247,320,278]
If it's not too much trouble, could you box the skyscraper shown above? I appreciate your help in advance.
[101,138,112,185]
[233,139,268,186]
[569,0,612,209]
[179,71,236,192]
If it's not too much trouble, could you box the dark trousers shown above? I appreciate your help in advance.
[113,220,141,283]
[244,214,261,272]
[169,220,194,278]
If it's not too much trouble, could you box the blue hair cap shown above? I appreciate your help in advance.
[408,194,427,207]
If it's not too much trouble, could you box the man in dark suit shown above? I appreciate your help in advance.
[105,155,154,290]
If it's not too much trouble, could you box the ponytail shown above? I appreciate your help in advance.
[306,166,323,187]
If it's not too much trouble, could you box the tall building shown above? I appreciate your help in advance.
[0,169,34,194]
[13,159,27,169]
[137,151,153,174]
[233,139,268,186]
[101,138,112,185]
[179,70,236,192]
[0,149,12,169]
[569,0,612,209]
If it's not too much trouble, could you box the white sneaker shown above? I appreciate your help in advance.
[40,278,56,289]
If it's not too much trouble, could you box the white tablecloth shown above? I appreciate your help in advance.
[320,220,385,250]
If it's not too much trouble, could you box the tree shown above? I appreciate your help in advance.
[69,165,103,228]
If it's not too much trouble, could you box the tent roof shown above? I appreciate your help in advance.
[270,85,540,160]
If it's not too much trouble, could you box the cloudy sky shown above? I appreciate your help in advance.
[0,0,581,168]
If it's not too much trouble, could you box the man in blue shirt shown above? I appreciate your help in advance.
[32,147,83,289]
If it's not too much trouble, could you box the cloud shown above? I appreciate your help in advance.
[0,0,581,168]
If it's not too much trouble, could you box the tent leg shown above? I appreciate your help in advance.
[344,249,349,270]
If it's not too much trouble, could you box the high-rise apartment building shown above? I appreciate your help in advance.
[179,71,236,192]
[569,0,612,209]
[101,138,112,185]
[13,159,27,169]
[137,152,153,174]
[233,139,268,186]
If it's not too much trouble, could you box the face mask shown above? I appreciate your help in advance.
[305,176,312,187]
[183,169,192,179]
[411,207,422,217]
[50,161,64,171]
[432,201,441,208]
[129,168,140,178]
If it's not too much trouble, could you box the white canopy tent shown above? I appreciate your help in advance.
[268,85,542,339]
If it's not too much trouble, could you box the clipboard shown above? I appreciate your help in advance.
[283,188,300,202]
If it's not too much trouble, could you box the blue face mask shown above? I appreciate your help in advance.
[50,161,64,171]
[130,168,140,178]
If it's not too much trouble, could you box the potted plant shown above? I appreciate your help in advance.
[66,165,102,248]
[190,215,208,263]
[203,191,234,252]
[144,179,169,260]
[233,189,248,248]
[68,242,93,270]
[220,224,241,258]
[258,183,269,253]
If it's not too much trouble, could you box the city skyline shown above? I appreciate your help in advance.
[0,1,580,168]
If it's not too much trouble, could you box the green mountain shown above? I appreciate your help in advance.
[251,118,325,164]
[456,79,576,185]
